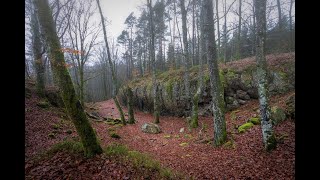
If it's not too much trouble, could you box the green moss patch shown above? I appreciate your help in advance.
[163,135,171,138]
[247,117,261,125]
[238,122,254,133]
[104,143,181,178]
[179,142,188,147]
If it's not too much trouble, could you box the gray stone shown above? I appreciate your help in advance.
[226,96,235,104]
[236,90,250,100]
[141,123,161,134]
[179,128,185,133]
[247,88,259,99]
[271,106,287,125]
[238,99,247,105]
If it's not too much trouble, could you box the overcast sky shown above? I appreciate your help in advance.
[99,0,145,38]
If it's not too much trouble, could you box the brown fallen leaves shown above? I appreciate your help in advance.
[26,80,295,179]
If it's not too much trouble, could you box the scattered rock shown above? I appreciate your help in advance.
[86,111,100,119]
[238,99,247,105]
[141,123,161,134]
[236,90,250,100]
[271,106,287,125]
[105,118,122,125]
[45,87,64,108]
[48,133,55,139]
[247,88,259,99]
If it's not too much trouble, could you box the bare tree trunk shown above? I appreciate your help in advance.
[96,0,126,125]
[172,0,177,68]
[223,0,227,63]
[276,0,282,32]
[130,27,133,79]
[202,0,226,146]
[254,0,276,151]
[138,42,143,77]
[159,38,163,71]
[192,0,196,66]
[34,0,102,157]
[236,0,242,59]
[180,0,191,111]
[148,0,160,124]
[25,55,31,79]
[289,0,294,51]
[215,0,221,60]
[31,9,45,97]
[191,0,206,128]
[252,2,256,56]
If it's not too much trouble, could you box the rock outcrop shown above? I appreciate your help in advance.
[118,53,295,117]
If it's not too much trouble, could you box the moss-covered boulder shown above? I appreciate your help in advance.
[247,117,261,125]
[141,123,161,134]
[37,100,50,108]
[104,118,122,125]
[271,106,287,125]
[238,122,254,133]
[45,87,65,108]
[285,94,295,120]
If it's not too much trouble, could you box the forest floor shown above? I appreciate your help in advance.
[25,83,295,179]
[94,92,295,179]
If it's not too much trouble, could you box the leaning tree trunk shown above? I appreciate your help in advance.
[31,9,45,97]
[33,0,102,157]
[79,65,84,105]
[202,0,226,146]
[254,0,276,151]
[96,0,126,125]
[180,0,191,110]
[148,0,160,124]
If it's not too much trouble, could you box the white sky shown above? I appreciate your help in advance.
[99,0,145,38]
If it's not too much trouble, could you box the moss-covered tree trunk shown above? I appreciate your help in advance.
[79,66,84,105]
[96,0,126,125]
[190,3,206,128]
[254,0,276,151]
[191,88,200,128]
[179,0,191,110]
[148,0,160,124]
[202,0,227,146]
[127,86,135,124]
[31,9,45,97]
[33,0,102,157]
